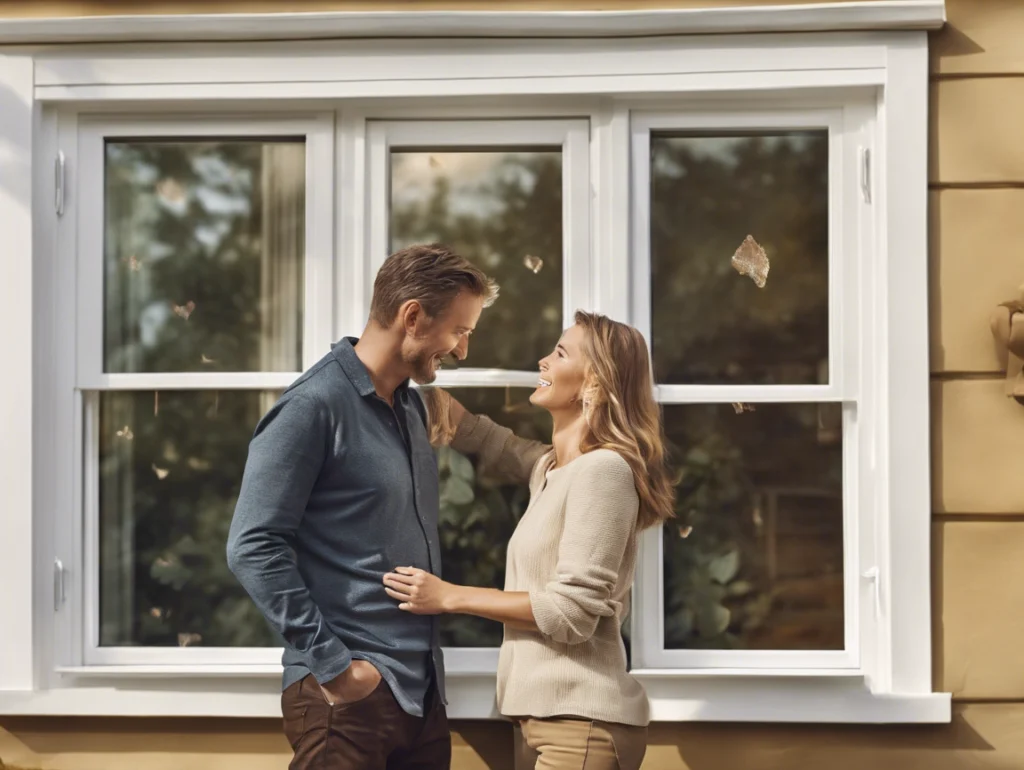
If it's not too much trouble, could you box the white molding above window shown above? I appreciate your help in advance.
[0,1,945,45]
[0,23,949,723]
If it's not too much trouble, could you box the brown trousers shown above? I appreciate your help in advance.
[515,717,648,770]
[281,674,450,770]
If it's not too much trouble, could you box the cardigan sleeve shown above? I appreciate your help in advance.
[529,451,639,645]
[450,411,550,486]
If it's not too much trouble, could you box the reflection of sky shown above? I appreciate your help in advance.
[106,142,275,354]
[653,133,821,177]
[391,150,556,221]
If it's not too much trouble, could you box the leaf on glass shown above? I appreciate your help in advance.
[731,403,756,414]
[156,177,186,204]
[187,457,212,471]
[177,632,202,647]
[172,300,196,321]
[677,525,693,539]
[151,556,189,590]
[686,447,711,466]
[708,549,740,585]
[523,254,544,274]
[465,503,489,529]
[149,607,164,619]
[730,234,770,288]
[696,602,731,638]
[200,354,217,365]
[151,464,170,480]
[442,476,475,506]
[115,425,134,440]
[448,451,475,483]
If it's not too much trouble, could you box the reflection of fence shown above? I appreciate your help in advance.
[750,485,844,649]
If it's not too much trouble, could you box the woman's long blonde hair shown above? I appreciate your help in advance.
[574,310,676,530]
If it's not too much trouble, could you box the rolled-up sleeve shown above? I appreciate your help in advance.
[529,452,639,645]
[450,412,550,486]
[226,390,352,684]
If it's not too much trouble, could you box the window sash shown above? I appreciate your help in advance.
[628,105,875,670]
[365,118,592,381]
[73,114,337,390]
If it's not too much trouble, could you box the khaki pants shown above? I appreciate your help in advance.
[514,717,647,770]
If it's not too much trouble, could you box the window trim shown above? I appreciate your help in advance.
[0,27,947,722]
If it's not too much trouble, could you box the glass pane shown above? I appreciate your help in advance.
[662,402,844,650]
[437,387,551,646]
[104,139,305,374]
[390,150,563,372]
[99,389,281,647]
[650,132,829,385]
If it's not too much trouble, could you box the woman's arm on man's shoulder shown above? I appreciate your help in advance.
[421,387,550,486]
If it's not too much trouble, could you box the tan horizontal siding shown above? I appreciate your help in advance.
[929,189,1024,373]
[933,520,1024,699]
[932,0,1024,76]
[930,78,1024,185]
[0,0,891,19]
[932,379,1024,514]
[6,704,1024,769]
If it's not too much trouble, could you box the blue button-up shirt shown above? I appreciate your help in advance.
[227,338,445,716]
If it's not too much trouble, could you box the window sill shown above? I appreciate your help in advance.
[0,672,950,723]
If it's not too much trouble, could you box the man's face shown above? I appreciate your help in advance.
[401,291,485,385]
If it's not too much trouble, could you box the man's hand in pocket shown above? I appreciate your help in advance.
[320,660,382,706]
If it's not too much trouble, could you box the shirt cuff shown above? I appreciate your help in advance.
[307,638,353,685]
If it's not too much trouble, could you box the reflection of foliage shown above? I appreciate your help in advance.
[651,134,829,385]
[105,141,302,374]
[104,134,847,655]
[100,390,278,647]
[391,152,563,372]
[663,403,844,651]
[651,134,844,652]
[100,141,297,647]
[436,388,550,647]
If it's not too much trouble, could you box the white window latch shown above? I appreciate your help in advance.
[55,151,66,217]
[54,558,66,610]
[862,565,881,619]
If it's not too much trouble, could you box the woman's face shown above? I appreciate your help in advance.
[530,324,587,412]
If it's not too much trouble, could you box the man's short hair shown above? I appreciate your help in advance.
[369,243,499,327]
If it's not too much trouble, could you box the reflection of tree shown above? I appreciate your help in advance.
[100,142,296,647]
[391,153,563,372]
[652,135,843,651]
[104,134,845,653]
[435,389,550,647]
[651,134,829,385]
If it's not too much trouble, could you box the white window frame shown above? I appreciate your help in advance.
[0,5,947,724]
[58,113,336,670]
[629,106,865,672]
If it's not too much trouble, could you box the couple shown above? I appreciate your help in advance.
[227,243,675,770]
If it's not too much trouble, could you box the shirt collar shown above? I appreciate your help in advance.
[331,337,410,399]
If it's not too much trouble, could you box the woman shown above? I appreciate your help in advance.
[382,311,676,769]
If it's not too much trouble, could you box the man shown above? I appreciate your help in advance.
[227,243,497,769]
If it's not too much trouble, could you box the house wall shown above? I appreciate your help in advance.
[4,0,1023,768]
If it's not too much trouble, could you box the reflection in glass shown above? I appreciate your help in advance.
[99,390,281,647]
[390,150,563,372]
[650,132,829,385]
[436,387,551,647]
[662,402,844,651]
[104,139,305,374]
